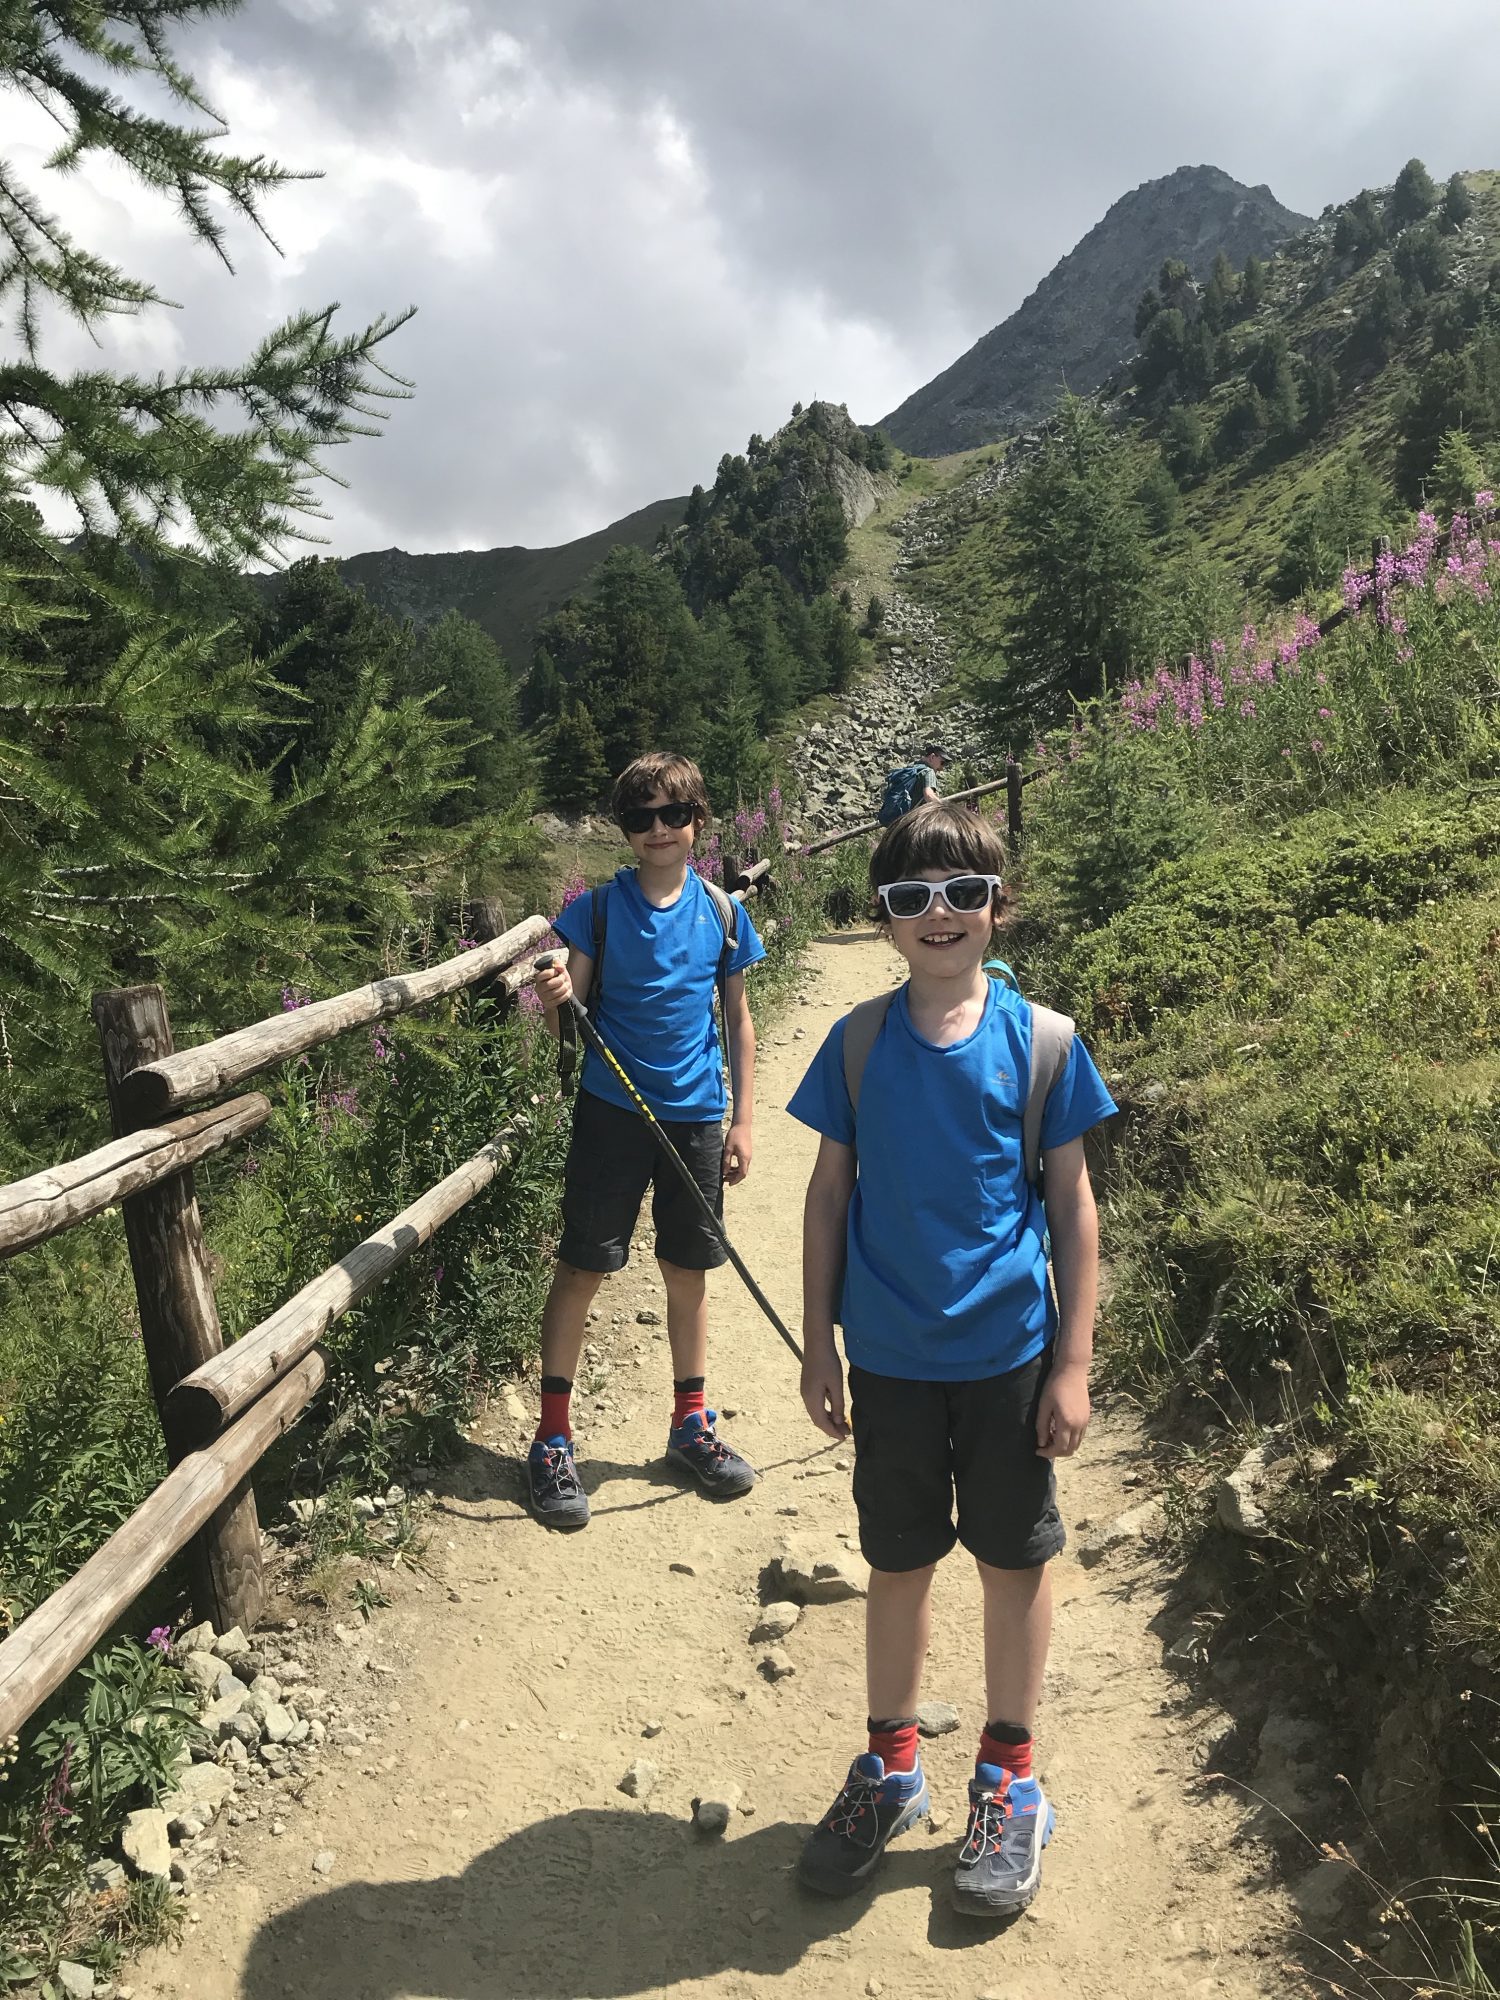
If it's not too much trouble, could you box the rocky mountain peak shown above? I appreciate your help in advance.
[882,164,1311,456]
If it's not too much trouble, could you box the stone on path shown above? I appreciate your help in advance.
[916,1700,959,1738]
[212,1625,250,1661]
[56,1963,94,2000]
[618,1759,659,1800]
[771,1539,867,1604]
[758,1647,796,1683]
[1076,1495,1166,1568]
[691,1788,740,1835]
[177,1621,216,1655]
[311,1849,337,1875]
[750,1602,801,1643]
[121,1808,172,1879]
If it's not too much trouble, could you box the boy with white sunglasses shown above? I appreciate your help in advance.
[787,802,1115,1913]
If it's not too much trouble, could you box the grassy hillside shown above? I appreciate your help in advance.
[329,492,689,672]
[911,167,1500,683]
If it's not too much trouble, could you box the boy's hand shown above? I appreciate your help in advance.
[801,1339,849,1440]
[722,1121,752,1186]
[1035,1361,1091,1460]
[532,957,573,1012]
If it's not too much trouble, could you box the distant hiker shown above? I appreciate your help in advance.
[528,751,765,1529]
[876,742,946,826]
[786,802,1116,1913]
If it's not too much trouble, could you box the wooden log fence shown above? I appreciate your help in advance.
[0,1095,270,1261]
[799,760,1035,856]
[0,917,551,1743]
[168,1121,527,1446]
[0,1356,326,1747]
[121,914,551,1123]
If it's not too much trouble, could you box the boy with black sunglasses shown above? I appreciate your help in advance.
[527,752,765,1529]
[787,803,1116,1913]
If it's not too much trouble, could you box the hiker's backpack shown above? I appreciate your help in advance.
[558,877,741,1094]
[876,762,928,827]
[839,976,1074,1189]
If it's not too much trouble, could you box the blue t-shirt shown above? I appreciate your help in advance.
[553,868,766,1122]
[786,979,1117,1381]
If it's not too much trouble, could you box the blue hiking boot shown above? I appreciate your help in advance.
[952,1764,1056,1916]
[664,1409,756,1498]
[526,1436,590,1530]
[798,1753,929,1896]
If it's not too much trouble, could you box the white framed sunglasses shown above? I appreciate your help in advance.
[876,873,1003,920]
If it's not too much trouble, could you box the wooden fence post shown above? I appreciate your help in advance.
[1005,758,1023,847]
[92,986,266,1633]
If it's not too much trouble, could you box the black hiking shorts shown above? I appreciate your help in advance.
[848,1349,1066,1573]
[557,1089,727,1274]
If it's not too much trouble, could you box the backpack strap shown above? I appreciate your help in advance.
[1024,1001,1075,1188]
[840,991,896,1133]
[587,884,609,1017]
[700,878,741,1020]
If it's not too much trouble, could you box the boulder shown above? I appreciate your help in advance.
[120,1808,172,1879]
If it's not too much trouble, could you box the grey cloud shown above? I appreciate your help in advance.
[24,1,1500,558]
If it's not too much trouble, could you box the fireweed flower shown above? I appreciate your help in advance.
[146,1626,172,1655]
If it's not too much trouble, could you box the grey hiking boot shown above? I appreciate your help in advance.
[664,1409,756,1497]
[527,1436,590,1530]
[952,1765,1056,1916]
[797,1753,929,1896]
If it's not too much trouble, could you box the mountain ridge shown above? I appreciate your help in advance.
[882,164,1312,455]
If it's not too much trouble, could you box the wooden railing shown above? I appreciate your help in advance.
[0,915,551,1744]
[800,760,1031,855]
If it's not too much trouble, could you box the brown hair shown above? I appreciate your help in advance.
[868,801,1008,927]
[611,751,711,828]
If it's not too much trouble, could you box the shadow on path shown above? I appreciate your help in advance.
[240,1808,982,1999]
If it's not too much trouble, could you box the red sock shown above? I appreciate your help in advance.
[536,1376,572,1443]
[672,1377,706,1429]
[979,1726,1033,1778]
[868,1718,919,1774]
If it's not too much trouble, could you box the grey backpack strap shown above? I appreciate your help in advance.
[701,879,741,1005]
[1024,1002,1075,1186]
[841,992,896,1125]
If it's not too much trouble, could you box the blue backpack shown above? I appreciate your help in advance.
[876,762,928,827]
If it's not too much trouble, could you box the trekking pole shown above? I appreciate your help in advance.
[533,954,803,1363]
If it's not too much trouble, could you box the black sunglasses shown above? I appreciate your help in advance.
[620,800,697,835]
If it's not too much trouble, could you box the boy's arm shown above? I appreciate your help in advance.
[532,947,593,1043]
[801,1135,855,1438]
[721,969,755,1186]
[1035,1136,1099,1460]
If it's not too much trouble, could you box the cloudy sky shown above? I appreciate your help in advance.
[10,0,1500,556]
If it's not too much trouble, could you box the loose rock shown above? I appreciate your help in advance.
[618,1759,659,1800]
[750,1602,802,1643]
[212,1626,250,1661]
[176,1621,216,1656]
[759,1648,796,1683]
[771,1540,868,1604]
[916,1700,960,1738]
[56,1963,94,2000]
[311,1848,337,1875]
[692,1789,739,1836]
[121,1808,172,1879]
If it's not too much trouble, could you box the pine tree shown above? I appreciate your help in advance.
[403,612,536,825]
[1240,256,1268,315]
[1430,428,1488,515]
[993,397,1156,724]
[545,702,609,815]
[1442,173,1475,233]
[1390,158,1437,228]
[1,3,413,566]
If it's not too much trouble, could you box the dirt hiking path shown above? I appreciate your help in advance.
[139,934,1301,2000]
